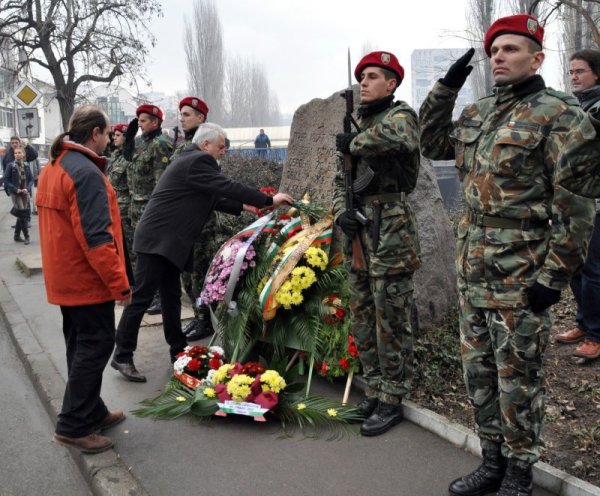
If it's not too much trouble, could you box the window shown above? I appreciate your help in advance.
[0,106,14,128]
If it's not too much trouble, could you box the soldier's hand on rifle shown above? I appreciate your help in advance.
[526,281,561,313]
[442,48,475,89]
[336,132,358,154]
[336,211,360,238]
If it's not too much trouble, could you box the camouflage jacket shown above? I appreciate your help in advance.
[107,148,131,211]
[129,128,173,203]
[333,98,422,278]
[556,99,600,201]
[170,131,195,161]
[420,76,595,308]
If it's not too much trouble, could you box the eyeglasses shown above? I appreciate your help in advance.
[568,69,592,76]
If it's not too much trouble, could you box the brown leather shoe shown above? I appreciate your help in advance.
[92,410,126,432]
[53,433,113,454]
[574,340,600,360]
[555,327,586,344]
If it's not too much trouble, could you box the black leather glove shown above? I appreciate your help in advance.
[441,48,475,89]
[336,132,358,154]
[336,211,360,238]
[526,282,561,313]
[123,118,139,161]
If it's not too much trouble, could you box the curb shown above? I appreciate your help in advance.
[0,278,149,496]
[353,378,600,496]
[1,270,598,496]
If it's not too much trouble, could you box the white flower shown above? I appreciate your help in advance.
[221,246,232,260]
[210,346,224,356]
[173,355,192,375]
[206,369,216,384]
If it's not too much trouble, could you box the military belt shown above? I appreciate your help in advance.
[468,211,548,231]
[361,192,407,205]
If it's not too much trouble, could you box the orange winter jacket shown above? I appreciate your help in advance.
[36,141,131,306]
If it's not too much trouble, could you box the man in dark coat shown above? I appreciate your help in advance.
[111,123,293,381]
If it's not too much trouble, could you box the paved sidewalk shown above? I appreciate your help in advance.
[0,195,596,496]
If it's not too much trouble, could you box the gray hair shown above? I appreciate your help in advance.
[192,123,227,146]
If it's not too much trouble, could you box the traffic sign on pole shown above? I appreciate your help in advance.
[12,80,42,108]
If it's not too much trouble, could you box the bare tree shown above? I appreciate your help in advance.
[466,0,496,99]
[184,0,225,123]
[0,0,162,129]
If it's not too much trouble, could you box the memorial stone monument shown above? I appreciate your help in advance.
[280,88,457,329]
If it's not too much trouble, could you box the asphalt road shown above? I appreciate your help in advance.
[0,317,91,496]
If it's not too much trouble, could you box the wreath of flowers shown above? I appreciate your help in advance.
[173,345,225,382]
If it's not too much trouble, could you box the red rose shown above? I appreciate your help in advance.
[339,357,349,370]
[348,341,358,358]
[211,352,221,360]
[255,391,279,410]
[209,357,221,370]
[336,308,346,319]
[175,352,186,359]
[187,358,201,372]
[321,362,328,374]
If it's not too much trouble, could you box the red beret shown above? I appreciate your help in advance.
[179,96,209,116]
[112,123,128,134]
[354,51,404,83]
[484,14,544,57]
[136,104,164,121]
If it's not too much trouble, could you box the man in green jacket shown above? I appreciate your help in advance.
[333,51,421,437]
[419,14,595,496]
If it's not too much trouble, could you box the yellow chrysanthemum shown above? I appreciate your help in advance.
[226,374,254,402]
[176,396,186,403]
[275,290,294,309]
[291,266,316,290]
[327,408,337,417]
[203,387,216,398]
[213,364,235,384]
[305,247,328,271]
[290,291,303,305]
[260,370,287,393]
[297,403,306,410]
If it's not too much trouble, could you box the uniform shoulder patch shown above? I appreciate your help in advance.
[161,156,169,163]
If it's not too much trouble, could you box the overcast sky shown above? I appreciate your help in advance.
[141,0,564,116]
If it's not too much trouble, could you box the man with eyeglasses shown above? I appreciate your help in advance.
[554,49,600,362]
[420,14,595,496]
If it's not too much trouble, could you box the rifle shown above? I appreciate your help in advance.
[173,126,180,144]
[341,49,368,271]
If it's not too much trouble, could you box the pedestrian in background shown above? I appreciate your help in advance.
[420,15,595,496]
[333,51,422,437]
[554,49,600,362]
[4,146,33,244]
[36,105,131,454]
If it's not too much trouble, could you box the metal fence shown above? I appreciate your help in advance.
[227,147,287,163]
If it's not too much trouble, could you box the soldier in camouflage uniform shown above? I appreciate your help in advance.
[332,51,422,437]
[129,104,173,314]
[419,15,595,496]
[107,123,134,264]
[171,96,220,341]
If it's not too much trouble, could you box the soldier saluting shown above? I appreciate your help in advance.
[419,14,595,496]
[333,51,421,437]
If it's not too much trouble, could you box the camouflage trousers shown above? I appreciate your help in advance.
[119,204,135,269]
[182,212,234,318]
[349,270,414,405]
[459,294,551,464]
[129,199,148,268]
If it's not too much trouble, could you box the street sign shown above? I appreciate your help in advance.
[12,79,42,108]
[17,108,40,138]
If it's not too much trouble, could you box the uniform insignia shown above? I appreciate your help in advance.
[380,53,391,65]
[162,157,169,163]
[123,126,128,132]
[192,98,198,106]
[527,18,538,34]
[153,107,158,115]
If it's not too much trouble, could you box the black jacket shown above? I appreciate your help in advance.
[134,148,271,272]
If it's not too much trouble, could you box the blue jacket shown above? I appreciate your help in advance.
[4,161,33,195]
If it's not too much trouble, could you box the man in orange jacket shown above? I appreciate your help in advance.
[36,105,132,454]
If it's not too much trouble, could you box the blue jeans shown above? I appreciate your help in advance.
[570,213,600,342]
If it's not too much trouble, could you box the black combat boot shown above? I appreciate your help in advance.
[186,305,213,341]
[360,400,403,436]
[496,460,533,496]
[448,444,507,496]
[357,396,378,416]
[146,292,162,315]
